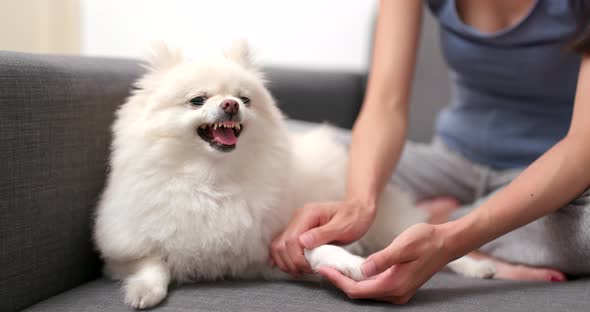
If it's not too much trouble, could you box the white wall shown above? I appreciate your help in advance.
[80,0,377,72]
[0,0,80,54]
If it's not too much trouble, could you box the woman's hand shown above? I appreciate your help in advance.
[318,223,454,304]
[269,200,376,277]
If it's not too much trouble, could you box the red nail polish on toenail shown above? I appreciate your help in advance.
[550,276,565,282]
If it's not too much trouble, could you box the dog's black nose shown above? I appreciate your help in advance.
[220,99,239,115]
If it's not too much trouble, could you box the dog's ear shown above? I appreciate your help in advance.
[135,42,183,91]
[144,41,184,72]
[224,40,257,70]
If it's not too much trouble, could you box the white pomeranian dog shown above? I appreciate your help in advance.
[94,42,496,309]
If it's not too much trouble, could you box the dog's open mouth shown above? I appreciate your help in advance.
[197,120,243,152]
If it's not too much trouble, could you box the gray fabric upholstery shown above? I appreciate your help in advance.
[24,274,590,312]
[0,51,144,312]
[265,67,365,129]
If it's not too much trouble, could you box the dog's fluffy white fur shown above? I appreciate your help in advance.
[94,42,496,309]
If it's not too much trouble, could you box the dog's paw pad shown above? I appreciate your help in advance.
[334,263,366,281]
[462,259,497,279]
[124,279,167,309]
[305,245,366,281]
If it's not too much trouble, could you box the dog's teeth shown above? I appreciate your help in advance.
[236,124,241,130]
[213,124,218,130]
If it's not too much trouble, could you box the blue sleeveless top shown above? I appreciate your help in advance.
[427,0,582,169]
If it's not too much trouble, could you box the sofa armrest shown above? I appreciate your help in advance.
[0,51,143,312]
[264,67,365,129]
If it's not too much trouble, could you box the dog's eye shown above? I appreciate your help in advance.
[189,96,207,106]
[239,97,251,105]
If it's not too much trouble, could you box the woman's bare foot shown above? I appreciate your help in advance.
[469,251,566,282]
[417,196,460,224]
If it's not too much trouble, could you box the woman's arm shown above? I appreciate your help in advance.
[318,55,590,304]
[346,0,423,211]
[444,55,590,258]
[269,0,423,276]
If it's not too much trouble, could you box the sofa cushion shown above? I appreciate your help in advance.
[23,273,589,312]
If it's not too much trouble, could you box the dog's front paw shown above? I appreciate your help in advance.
[448,257,496,279]
[467,259,497,278]
[124,277,167,309]
[305,245,366,281]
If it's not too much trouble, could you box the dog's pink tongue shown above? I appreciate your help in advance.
[212,127,237,145]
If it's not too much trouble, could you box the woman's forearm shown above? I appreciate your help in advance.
[346,0,423,210]
[444,137,590,258]
[347,109,407,210]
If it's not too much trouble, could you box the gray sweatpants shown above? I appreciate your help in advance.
[288,120,590,275]
[393,139,590,275]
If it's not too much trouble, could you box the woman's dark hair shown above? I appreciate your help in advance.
[571,0,590,54]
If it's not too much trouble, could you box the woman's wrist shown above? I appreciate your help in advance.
[345,194,378,217]
[437,212,489,260]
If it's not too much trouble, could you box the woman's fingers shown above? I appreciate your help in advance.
[317,267,356,291]
[299,217,341,249]
[362,241,416,277]
[318,223,455,305]
[318,267,395,299]
[286,236,311,273]
[270,201,376,276]
[270,206,324,276]
[362,223,437,277]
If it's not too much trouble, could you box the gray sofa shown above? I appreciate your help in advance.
[2,16,589,312]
